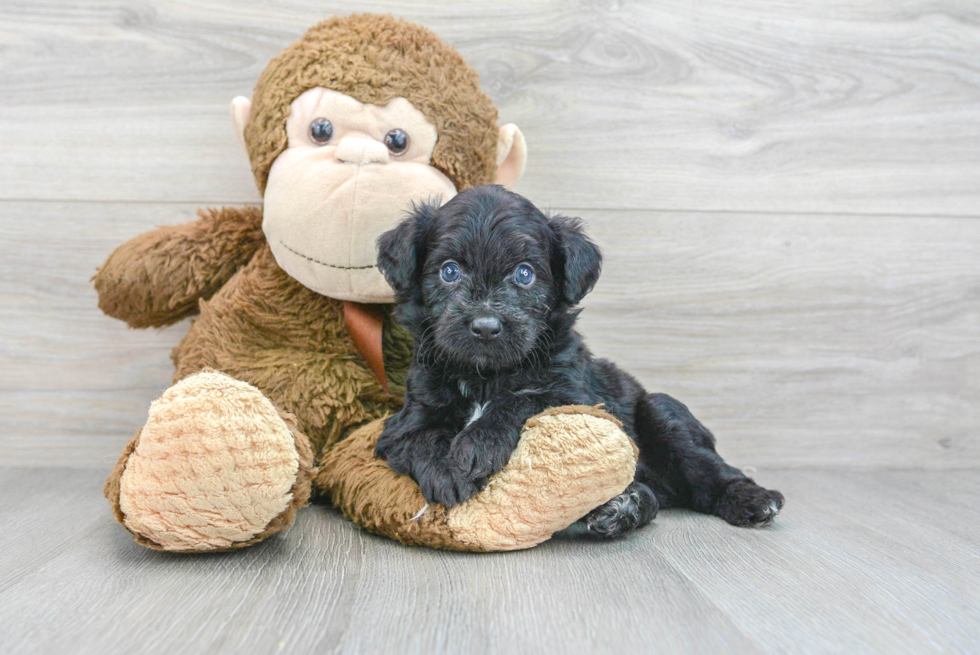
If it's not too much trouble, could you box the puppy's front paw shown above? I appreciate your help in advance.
[374,428,410,476]
[417,461,483,509]
[714,479,785,527]
[448,426,515,483]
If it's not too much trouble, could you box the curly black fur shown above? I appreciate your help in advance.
[375,185,784,536]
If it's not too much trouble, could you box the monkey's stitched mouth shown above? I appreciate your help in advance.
[278,240,376,270]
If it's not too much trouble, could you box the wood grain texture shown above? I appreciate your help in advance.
[576,208,980,469]
[1,0,979,214]
[3,4,977,653]
[2,201,977,469]
[649,470,980,655]
[0,468,977,654]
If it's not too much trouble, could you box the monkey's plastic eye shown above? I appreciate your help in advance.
[384,128,409,154]
[440,261,461,284]
[309,118,333,145]
[513,264,535,287]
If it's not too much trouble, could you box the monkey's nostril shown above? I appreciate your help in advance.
[470,316,502,340]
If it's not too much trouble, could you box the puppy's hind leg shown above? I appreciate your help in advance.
[634,393,784,527]
[584,482,658,538]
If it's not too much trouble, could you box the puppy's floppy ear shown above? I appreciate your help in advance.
[549,214,602,305]
[376,199,438,299]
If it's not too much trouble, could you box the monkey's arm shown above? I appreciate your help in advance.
[94,206,265,328]
[317,405,639,551]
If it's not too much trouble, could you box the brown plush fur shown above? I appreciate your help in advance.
[95,15,495,458]
[316,406,638,552]
[96,15,502,550]
[94,15,500,460]
[97,14,636,552]
[95,206,265,328]
[171,245,405,456]
[316,418,465,550]
[244,14,500,195]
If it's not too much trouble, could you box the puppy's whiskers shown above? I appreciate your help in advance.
[413,319,439,370]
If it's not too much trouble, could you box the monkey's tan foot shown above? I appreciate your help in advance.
[316,405,637,552]
[104,370,314,552]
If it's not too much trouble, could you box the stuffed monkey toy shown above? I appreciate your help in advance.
[96,14,638,553]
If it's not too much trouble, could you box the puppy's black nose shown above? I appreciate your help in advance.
[470,316,502,340]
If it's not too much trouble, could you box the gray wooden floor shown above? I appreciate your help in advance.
[1,467,977,655]
[2,1,979,653]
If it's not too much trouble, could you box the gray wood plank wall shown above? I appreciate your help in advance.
[1,0,978,469]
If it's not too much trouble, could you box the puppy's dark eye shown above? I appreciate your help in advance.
[513,264,535,287]
[440,261,461,284]
[384,128,409,154]
[309,118,333,145]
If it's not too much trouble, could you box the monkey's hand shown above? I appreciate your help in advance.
[94,206,265,328]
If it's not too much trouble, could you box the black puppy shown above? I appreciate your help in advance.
[375,185,784,537]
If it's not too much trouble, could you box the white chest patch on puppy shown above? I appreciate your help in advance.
[467,402,489,426]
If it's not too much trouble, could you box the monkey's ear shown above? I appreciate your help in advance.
[230,96,252,154]
[376,200,438,300]
[494,124,526,190]
[549,215,602,306]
